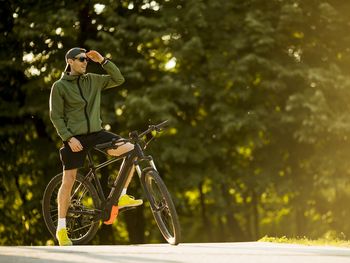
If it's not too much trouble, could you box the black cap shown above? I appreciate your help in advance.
[64,47,87,72]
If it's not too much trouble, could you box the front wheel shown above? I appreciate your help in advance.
[141,168,181,245]
[42,173,101,245]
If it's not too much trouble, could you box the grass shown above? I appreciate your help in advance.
[259,235,350,248]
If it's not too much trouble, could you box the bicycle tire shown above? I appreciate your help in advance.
[42,173,101,245]
[141,168,181,245]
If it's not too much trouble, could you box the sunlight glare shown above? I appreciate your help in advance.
[165,57,177,70]
[94,4,105,15]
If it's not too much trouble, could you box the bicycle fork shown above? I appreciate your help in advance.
[135,156,158,178]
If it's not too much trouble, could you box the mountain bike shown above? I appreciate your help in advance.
[42,120,181,245]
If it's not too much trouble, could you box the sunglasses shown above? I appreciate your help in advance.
[74,56,89,62]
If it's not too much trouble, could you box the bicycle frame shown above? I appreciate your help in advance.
[71,140,158,222]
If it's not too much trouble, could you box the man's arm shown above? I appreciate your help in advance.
[100,60,125,89]
[86,50,125,90]
[49,83,73,141]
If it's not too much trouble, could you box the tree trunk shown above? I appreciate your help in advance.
[251,190,260,239]
[124,206,145,244]
[220,183,248,241]
[199,181,212,241]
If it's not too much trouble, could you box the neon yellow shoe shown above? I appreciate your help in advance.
[118,194,143,209]
[56,228,73,246]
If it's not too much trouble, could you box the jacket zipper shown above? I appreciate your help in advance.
[77,76,90,134]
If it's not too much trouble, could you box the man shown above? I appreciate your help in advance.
[49,47,142,246]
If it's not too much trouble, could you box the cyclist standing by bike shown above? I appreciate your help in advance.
[49,47,143,246]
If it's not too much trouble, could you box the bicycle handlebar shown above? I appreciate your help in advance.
[138,120,169,138]
[95,120,169,150]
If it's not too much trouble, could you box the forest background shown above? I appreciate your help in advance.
[1,0,350,245]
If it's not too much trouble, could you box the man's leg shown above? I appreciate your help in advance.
[107,142,135,189]
[107,142,142,208]
[106,141,134,157]
[58,169,77,218]
[56,169,77,246]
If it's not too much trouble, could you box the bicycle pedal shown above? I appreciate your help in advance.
[104,205,119,225]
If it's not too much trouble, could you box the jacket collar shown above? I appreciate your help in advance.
[61,72,87,81]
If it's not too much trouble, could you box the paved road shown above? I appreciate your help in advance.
[1,242,350,263]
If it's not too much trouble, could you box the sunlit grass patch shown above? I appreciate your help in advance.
[259,235,350,248]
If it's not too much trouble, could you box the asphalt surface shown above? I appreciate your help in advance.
[1,242,350,263]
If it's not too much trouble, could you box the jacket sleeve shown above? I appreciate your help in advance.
[93,60,125,90]
[49,83,73,141]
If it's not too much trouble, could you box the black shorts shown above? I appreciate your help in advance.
[59,130,121,170]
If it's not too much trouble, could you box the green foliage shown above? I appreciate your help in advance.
[1,0,350,245]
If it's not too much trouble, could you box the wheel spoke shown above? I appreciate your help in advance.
[70,222,96,233]
[52,217,58,225]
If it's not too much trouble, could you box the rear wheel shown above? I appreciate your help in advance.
[42,173,101,245]
[141,168,181,245]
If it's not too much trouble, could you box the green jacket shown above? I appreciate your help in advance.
[49,60,125,141]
